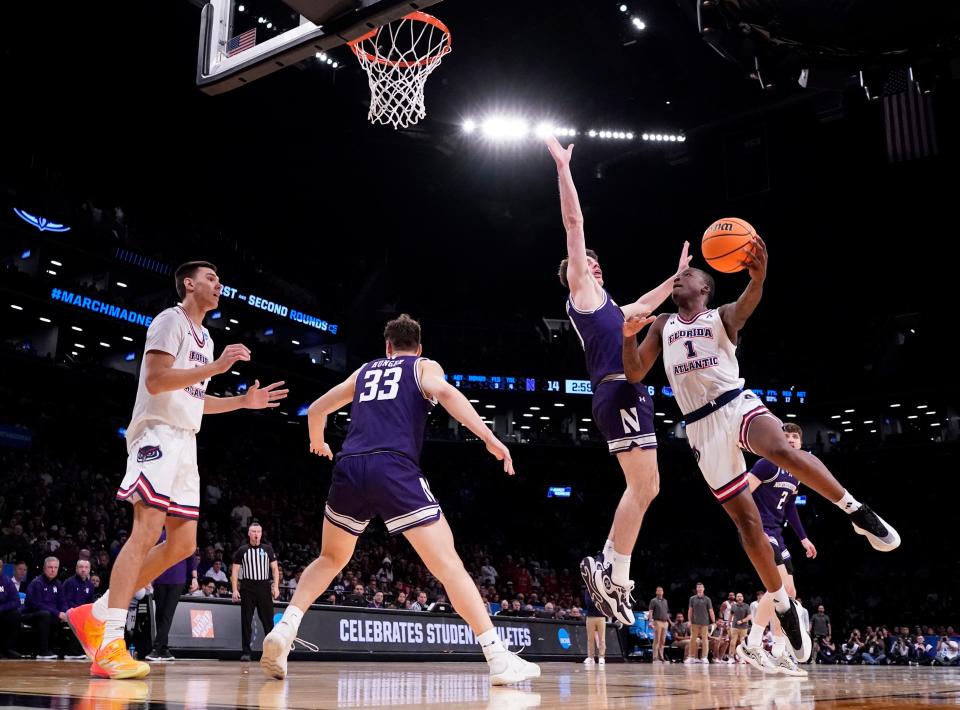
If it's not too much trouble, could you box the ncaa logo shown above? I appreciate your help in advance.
[557,628,571,650]
[137,445,162,463]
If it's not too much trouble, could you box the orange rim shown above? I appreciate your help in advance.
[347,11,451,69]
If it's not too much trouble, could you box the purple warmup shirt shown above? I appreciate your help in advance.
[62,575,96,610]
[566,289,627,388]
[751,458,807,539]
[25,575,64,616]
[339,355,435,465]
[0,575,20,613]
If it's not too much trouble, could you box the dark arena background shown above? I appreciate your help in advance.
[1,0,959,707]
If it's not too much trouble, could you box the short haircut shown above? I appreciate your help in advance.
[783,422,803,437]
[249,521,262,529]
[175,260,217,300]
[558,249,599,289]
[44,556,59,567]
[384,314,421,350]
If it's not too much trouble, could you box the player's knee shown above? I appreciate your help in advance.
[170,535,196,560]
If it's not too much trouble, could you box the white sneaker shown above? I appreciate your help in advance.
[583,657,594,665]
[260,620,296,680]
[774,651,808,677]
[488,649,541,686]
[736,643,780,674]
[683,657,695,664]
[598,657,605,665]
[699,658,710,664]
[35,654,57,661]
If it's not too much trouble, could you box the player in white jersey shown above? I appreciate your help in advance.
[66,261,288,679]
[621,236,900,674]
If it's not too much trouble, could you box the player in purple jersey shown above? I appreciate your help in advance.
[546,135,692,626]
[748,423,818,675]
[622,238,900,673]
[260,315,539,686]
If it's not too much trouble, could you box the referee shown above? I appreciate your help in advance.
[231,522,280,661]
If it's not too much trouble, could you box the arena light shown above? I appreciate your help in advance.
[520,425,531,430]
[917,404,927,409]
[655,412,665,417]
[844,428,853,432]
[462,118,476,134]
[523,413,534,417]
[316,52,327,61]
[225,326,231,331]
[332,61,338,68]
[10,304,23,311]
[238,3,244,10]
[631,16,646,30]
[50,260,62,266]
[581,418,591,422]
[529,406,541,411]
[844,408,855,413]
[99,342,110,348]
[663,419,674,424]
[116,281,128,288]
[468,399,479,403]
[554,402,565,407]
[889,403,901,408]
[72,325,83,332]
[786,413,797,418]
[539,416,549,420]
[830,415,841,419]
[291,339,300,345]
[863,420,874,424]
[870,429,877,433]
[39,317,51,323]
[907,415,918,419]
[229,318,239,324]
[484,404,496,409]
[122,336,133,342]
[481,116,530,141]
[46,269,57,275]
[930,422,941,427]
[619,3,627,11]
[74,343,85,349]
[579,428,589,432]
[926,411,937,415]
[231,370,240,376]
[841,420,851,425]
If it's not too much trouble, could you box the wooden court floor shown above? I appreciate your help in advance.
[0,660,959,709]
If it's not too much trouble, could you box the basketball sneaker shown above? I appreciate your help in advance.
[488,649,540,686]
[66,603,104,661]
[579,553,614,619]
[91,639,150,679]
[776,599,812,662]
[849,504,900,552]
[592,561,635,626]
[736,642,780,674]
[261,620,296,680]
[773,651,808,677]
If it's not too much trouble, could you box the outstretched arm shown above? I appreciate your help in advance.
[418,360,515,475]
[719,234,767,342]
[545,136,602,310]
[621,241,692,319]
[307,369,361,459]
[623,314,667,384]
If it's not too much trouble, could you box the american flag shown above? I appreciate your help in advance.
[882,69,938,163]
[225,27,257,57]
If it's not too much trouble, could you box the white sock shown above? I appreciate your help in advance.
[101,609,127,648]
[610,550,632,587]
[748,623,766,648]
[478,629,505,660]
[280,606,304,632]
[835,490,862,513]
[602,539,615,559]
[92,592,111,622]
[772,586,790,613]
[773,635,787,657]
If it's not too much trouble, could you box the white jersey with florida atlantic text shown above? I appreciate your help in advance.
[661,309,745,415]
[126,306,214,448]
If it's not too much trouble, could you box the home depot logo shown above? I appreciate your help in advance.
[190,610,215,638]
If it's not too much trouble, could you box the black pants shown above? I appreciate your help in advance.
[20,611,55,655]
[240,580,274,653]
[152,584,184,652]
[0,610,20,654]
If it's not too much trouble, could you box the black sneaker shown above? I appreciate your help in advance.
[776,599,812,662]
[849,504,900,551]
[160,648,176,661]
[240,653,252,662]
[580,554,615,619]
[590,558,635,626]
[145,649,165,662]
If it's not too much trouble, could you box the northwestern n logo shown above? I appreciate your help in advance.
[620,407,641,434]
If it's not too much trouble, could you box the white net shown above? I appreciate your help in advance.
[349,12,451,129]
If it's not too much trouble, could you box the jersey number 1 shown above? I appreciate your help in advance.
[684,340,697,359]
[359,367,402,402]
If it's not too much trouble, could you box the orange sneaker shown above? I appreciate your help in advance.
[91,639,151,679]
[66,603,105,661]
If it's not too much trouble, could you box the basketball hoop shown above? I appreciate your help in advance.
[348,11,451,129]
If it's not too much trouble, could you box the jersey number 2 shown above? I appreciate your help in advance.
[776,491,789,510]
[358,367,402,402]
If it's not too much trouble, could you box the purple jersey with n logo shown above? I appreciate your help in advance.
[751,458,803,534]
[567,289,626,388]
[339,355,435,464]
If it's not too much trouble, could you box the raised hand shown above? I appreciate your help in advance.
[676,240,693,274]
[623,314,656,338]
[244,380,289,409]
[742,234,768,282]
[214,343,251,374]
[545,134,574,169]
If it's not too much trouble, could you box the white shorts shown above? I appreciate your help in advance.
[116,423,200,519]
[685,391,778,503]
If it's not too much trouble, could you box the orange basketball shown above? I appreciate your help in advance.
[701,217,757,273]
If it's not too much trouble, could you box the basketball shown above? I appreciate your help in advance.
[701,217,757,273]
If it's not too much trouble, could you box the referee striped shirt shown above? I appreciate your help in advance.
[233,543,276,582]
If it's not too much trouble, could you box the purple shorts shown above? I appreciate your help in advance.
[324,452,442,536]
[592,378,657,454]
[764,527,794,570]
